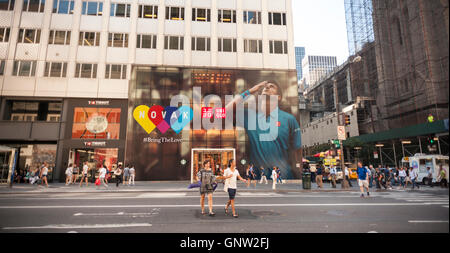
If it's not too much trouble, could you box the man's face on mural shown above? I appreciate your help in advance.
[261,82,281,102]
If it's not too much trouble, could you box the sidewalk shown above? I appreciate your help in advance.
[0,180,362,194]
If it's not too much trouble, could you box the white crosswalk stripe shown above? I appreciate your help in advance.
[377,192,448,206]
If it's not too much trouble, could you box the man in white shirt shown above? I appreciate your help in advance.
[80,162,90,187]
[271,167,278,190]
[410,167,419,190]
[65,164,73,185]
[40,162,49,187]
[344,166,352,187]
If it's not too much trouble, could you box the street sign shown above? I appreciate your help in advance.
[373,151,378,159]
[337,126,346,140]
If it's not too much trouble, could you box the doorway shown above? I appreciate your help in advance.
[68,148,118,182]
[191,148,235,183]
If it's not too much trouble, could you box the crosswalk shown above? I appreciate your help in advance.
[377,191,449,208]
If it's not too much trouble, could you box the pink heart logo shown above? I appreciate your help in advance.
[148,105,170,134]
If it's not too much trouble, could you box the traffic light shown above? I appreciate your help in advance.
[333,139,340,149]
[428,135,435,144]
[344,114,351,126]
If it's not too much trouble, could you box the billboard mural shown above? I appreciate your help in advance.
[126,67,302,181]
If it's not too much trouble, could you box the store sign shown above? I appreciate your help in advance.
[88,100,110,106]
[84,141,106,147]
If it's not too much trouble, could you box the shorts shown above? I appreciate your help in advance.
[358,179,369,188]
[228,188,236,200]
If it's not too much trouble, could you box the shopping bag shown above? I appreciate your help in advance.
[95,178,101,186]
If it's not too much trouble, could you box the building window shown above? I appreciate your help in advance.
[191,37,210,51]
[108,33,128,48]
[110,3,130,18]
[0,27,10,42]
[268,12,286,26]
[81,1,102,16]
[78,31,100,46]
[0,0,15,11]
[164,35,184,50]
[44,62,67,77]
[165,6,184,21]
[244,39,262,53]
[23,0,45,12]
[136,34,156,49]
[218,38,237,52]
[52,0,74,14]
[74,63,97,78]
[12,60,36,76]
[138,5,157,19]
[7,101,62,122]
[218,9,236,23]
[192,8,210,22]
[105,64,126,79]
[269,40,288,54]
[48,30,70,45]
[18,28,40,43]
[243,11,261,24]
[0,60,5,75]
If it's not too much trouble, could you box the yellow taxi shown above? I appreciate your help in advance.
[349,168,358,180]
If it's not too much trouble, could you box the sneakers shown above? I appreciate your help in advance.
[367,192,370,197]
[360,194,365,198]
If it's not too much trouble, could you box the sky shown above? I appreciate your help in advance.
[292,0,350,65]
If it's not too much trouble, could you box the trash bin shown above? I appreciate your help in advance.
[302,172,311,189]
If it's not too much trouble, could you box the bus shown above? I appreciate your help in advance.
[401,154,449,184]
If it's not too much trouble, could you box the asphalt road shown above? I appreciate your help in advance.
[0,189,448,233]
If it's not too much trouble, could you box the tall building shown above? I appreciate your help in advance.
[372,0,449,131]
[294,46,305,84]
[301,55,337,89]
[0,0,301,182]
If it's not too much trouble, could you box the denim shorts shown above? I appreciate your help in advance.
[228,188,237,200]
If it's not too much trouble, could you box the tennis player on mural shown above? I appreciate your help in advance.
[225,80,303,179]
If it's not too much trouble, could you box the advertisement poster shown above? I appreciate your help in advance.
[126,67,302,181]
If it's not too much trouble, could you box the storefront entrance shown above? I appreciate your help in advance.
[191,148,235,183]
[68,148,118,182]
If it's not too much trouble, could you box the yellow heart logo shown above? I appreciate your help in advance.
[133,105,156,134]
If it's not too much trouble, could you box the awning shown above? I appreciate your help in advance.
[344,119,449,144]
[0,145,13,152]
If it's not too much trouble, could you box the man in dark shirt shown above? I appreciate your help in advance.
[316,165,323,188]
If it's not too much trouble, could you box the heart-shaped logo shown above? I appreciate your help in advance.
[148,105,170,134]
[170,106,193,134]
[133,105,155,134]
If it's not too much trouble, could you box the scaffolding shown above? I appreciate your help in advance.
[345,0,375,56]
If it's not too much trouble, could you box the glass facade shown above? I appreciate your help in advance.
[127,67,301,181]
[295,47,305,82]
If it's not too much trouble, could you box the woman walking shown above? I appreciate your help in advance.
[114,163,123,187]
[271,166,278,190]
[79,162,90,187]
[40,162,49,187]
[98,164,108,188]
[223,159,247,218]
[65,163,73,185]
[196,160,221,216]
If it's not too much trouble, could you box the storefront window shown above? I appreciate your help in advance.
[72,107,121,139]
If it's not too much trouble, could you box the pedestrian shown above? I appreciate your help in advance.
[344,166,353,187]
[197,160,219,216]
[316,164,324,188]
[384,167,392,189]
[40,162,49,187]
[310,164,317,182]
[410,167,419,190]
[249,164,257,187]
[369,165,375,188]
[357,162,370,198]
[438,165,447,188]
[259,166,268,184]
[123,164,130,186]
[65,163,73,185]
[376,167,387,189]
[271,166,278,190]
[72,164,79,184]
[276,167,283,184]
[398,167,407,189]
[426,167,433,187]
[24,168,31,184]
[98,164,109,188]
[404,167,412,188]
[129,164,136,186]
[79,161,89,187]
[223,159,247,218]
[114,163,123,187]
[245,165,251,188]
[329,165,337,188]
